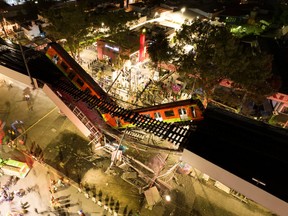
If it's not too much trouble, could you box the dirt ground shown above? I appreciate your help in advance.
[72,141,275,216]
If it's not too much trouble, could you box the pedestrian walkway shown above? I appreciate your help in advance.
[0,74,142,216]
[0,155,106,215]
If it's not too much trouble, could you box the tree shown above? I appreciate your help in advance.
[272,3,288,27]
[174,19,276,97]
[88,10,136,35]
[41,3,91,58]
[147,31,173,72]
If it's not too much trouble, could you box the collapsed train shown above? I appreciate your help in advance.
[45,42,205,129]
[45,42,113,103]
[102,98,204,129]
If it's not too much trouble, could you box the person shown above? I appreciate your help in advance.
[50,180,57,192]
[52,185,57,193]
[77,210,86,216]
[12,176,20,185]
[48,187,53,194]
[11,120,23,135]
[84,192,90,199]
[15,189,25,197]
[57,178,65,187]
[24,94,30,101]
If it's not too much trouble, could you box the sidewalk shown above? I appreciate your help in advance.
[0,152,105,216]
[0,76,137,216]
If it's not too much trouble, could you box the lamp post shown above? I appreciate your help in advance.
[18,42,36,89]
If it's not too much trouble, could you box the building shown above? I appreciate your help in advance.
[268,93,288,128]
[96,32,140,64]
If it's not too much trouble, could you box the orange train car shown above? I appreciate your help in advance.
[102,99,205,129]
[45,42,113,103]
[44,43,205,129]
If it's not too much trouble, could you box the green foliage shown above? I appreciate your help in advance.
[87,10,136,35]
[42,3,91,57]
[272,3,288,26]
[40,0,138,57]
[230,25,265,38]
[174,19,275,96]
[147,31,173,69]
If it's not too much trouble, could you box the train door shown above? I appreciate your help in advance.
[178,108,188,121]
[190,106,197,118]
[52,54,59,64]
[154,112,163,121]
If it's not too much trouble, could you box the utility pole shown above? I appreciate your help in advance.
[105,128,127,173]
[18,42,36,89]
[106,70,122,94]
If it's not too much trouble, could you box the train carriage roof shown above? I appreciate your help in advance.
[132,99,204,113]
[47,42,112,102]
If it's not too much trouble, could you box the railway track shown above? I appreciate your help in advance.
[52,80,193,146]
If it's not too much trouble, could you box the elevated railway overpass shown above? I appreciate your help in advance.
[0,39,288,216]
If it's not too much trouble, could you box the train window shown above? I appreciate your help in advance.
[190,107,197,118]
[84,88,92,94]
[52,54,59,64]
[60,61,68,71]
[154,112,163,121]
[178,108,187,115]
[76,78,84,87]
[68,71,76,80]
[164,110,175,117]
[154,112,161,118]
[143,114,151,118]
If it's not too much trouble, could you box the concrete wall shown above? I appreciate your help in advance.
[42,84,91,137]
[182,149,288,216]
[0,65,37,88]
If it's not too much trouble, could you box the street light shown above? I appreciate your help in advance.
[18,42,36,89]
[165,195,171,202]
[181,7,186,14]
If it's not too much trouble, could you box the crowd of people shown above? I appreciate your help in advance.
[0,175,31,215]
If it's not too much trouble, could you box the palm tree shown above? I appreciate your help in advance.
[147,31,173,73]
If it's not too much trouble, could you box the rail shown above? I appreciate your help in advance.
[52,80,193,146]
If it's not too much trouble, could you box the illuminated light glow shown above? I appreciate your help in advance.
[105,44,119,52]
[183,44,194,53]
[181,7,186,14]
[165,195,171,202]
[139,33,145,62]
[5,39,13,44]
